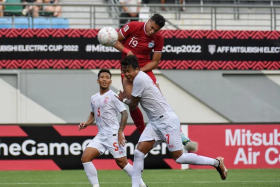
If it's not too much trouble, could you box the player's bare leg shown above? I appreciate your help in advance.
[170,149,227,180]
[81,147,101,187]
[115,156,148,187]
[123,78,145,134]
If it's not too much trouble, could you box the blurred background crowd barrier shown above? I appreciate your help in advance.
[1,0,280,30]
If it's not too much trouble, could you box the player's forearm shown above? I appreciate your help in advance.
[113,41,124,51]
[113,41,132,54]
[123,99,138,111]
[86,112,95,125]
[140,60,159,72]
[119,110,128,132]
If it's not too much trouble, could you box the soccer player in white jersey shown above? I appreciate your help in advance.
[116,56,228,187]
[79,69,148,187]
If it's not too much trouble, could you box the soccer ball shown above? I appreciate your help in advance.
[97,27,118,46]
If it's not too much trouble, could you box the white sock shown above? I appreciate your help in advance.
[123,163,145,186]
[132,149,145,187]
[175,153,216,166]
[82,162,99,186]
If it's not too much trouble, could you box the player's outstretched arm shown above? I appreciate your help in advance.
[140,52,162,72]
[113,32,134,56]
[118,110,128,147]
[79,112,95,131]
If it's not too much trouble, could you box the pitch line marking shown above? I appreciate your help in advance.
[1,181,280,185]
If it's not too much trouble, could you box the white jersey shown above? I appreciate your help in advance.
[91,90,126,134]
[131,71,176,121]
[119,0,141,13]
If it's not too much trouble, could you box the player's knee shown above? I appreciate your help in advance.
[81,155,92,163]
[115,159,127,169]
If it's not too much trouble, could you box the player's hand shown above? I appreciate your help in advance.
[127,51,134,56]
[115,90,126,102]
[79,122,88,131]
[118,131,127,147]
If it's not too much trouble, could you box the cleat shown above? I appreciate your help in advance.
[181,132,190,145]
[215,157,227,180]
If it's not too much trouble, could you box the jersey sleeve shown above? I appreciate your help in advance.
[113,95,126,113]
[132,75,145,97]
[120,21,138,39]
[153,34,164,52]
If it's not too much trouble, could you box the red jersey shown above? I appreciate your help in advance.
[120,21,164,68]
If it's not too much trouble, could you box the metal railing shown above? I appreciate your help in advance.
[1,2,280,30]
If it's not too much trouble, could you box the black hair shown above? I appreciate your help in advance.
[121,55,139,70]
[98,69,111,78]
[150,13,166,28]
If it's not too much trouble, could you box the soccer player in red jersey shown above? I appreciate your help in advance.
[113,14,192,147]
[113,13,164,135]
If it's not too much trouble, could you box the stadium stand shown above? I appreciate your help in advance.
[14,17,31,28]
[50,17,69,28]
[4,0,22,16]
[59,0,118,28]
[33,17,50,28]
[0,17,12,28]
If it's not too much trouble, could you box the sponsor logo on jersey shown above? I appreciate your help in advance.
[124,25,129,32]
[148,40,155,48]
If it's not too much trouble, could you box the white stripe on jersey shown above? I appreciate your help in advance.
[91,90,126,134]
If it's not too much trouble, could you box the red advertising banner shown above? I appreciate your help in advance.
[1,29,280,70]
[188,124,280,169]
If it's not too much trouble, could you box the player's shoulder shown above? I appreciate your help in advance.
[129,21,145,27]
[154,31,163,40]
[107,90,117,97]
[91,92,100,97]
[90,93,99,102]
[135,71,148,81]
[125,21,144,30]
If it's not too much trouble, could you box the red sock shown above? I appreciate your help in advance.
[130,107,145,134]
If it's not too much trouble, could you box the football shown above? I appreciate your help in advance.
[97,27,118,46]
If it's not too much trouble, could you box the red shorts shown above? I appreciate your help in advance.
[121,70,157,84]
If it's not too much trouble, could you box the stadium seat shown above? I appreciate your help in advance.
[50,18,69,29]
[14,17,32,29]
[4,0,23,16]
[33,17,51,28]
[0,17,13,28]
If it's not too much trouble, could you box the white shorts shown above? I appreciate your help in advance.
[87,132,126,158]
[138,114,182,152]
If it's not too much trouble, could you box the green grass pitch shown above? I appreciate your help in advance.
[0,169,279,187]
